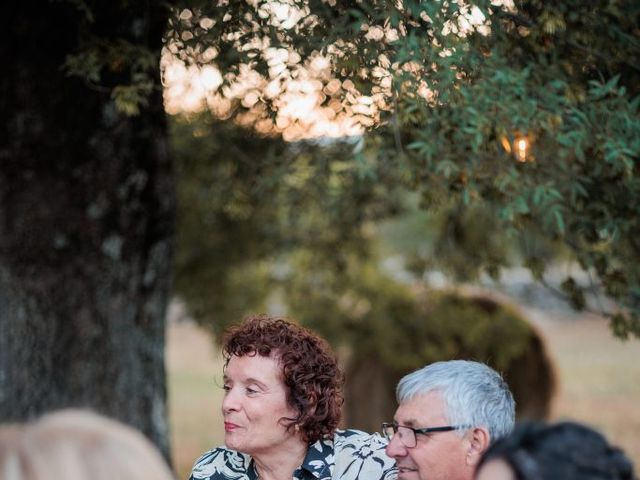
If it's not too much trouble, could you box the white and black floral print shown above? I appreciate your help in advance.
[190,429,397,480]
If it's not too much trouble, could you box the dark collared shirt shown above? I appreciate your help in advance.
[189,429,397,480]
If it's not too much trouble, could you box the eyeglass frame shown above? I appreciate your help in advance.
[381,421,471,448]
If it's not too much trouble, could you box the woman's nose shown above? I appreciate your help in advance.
[221,388,240,413]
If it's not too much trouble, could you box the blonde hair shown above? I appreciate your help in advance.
[0,410,174,480]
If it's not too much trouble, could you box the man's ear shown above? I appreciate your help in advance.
[466,427,491,466]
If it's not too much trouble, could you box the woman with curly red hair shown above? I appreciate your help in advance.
[189,314,396,480]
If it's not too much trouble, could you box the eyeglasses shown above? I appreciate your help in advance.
[381,421,470,448]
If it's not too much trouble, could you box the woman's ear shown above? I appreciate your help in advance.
[466,427,491,466]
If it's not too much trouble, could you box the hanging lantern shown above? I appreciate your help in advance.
[500,132,533,162]
[514,134,529,162]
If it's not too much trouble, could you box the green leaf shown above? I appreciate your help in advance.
[553,208,565,234]
[514,196,529,214]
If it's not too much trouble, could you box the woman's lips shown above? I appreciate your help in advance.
[224,422,239,432]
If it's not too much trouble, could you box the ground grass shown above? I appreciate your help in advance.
[167,321,225,479]
[536,312,640,467]
[168,313,640,479]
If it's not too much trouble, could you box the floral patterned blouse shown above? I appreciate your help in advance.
[189,429,397,480]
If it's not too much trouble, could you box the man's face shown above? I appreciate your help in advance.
[385,391,477,480]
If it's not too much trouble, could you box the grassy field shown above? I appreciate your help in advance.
[167,312,640,480]
[167,321,225,479]
[534,311,640,466]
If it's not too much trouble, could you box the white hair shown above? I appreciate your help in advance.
[397,360,515,442]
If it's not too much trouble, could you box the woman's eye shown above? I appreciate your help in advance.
[222,384,231,392]
[246,387,259,395]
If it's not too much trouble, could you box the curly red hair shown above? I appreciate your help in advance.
[222,314,344,443]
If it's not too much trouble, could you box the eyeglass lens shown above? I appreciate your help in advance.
[383,424,417,448]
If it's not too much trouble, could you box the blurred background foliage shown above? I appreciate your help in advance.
[166,0,640,339]
[170,113,556,425]
[166,0,640,425]
[171,114,404,333]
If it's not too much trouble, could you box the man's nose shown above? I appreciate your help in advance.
[385,434,407,458]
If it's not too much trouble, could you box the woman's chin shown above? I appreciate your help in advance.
[224,435,238,449]
[224,434,247,452]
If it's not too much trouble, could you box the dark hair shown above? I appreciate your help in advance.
[478,421,636,480]
[222,314,344,443]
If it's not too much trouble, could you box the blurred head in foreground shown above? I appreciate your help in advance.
[0,409,174,480]
[475,421,636,480]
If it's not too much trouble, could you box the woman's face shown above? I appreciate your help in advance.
[221,353,302,457]
[475,459,517,480]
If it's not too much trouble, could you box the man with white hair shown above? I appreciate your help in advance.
[383,360,516,480]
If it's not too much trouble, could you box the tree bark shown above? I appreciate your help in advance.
[0,1,174,461]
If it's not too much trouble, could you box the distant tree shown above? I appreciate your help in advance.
[171,116,287,327]
[0,1,174,459]
[171,0,640,338]
[171,115,402,334]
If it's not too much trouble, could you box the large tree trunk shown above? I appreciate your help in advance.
[0,2,174,460]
